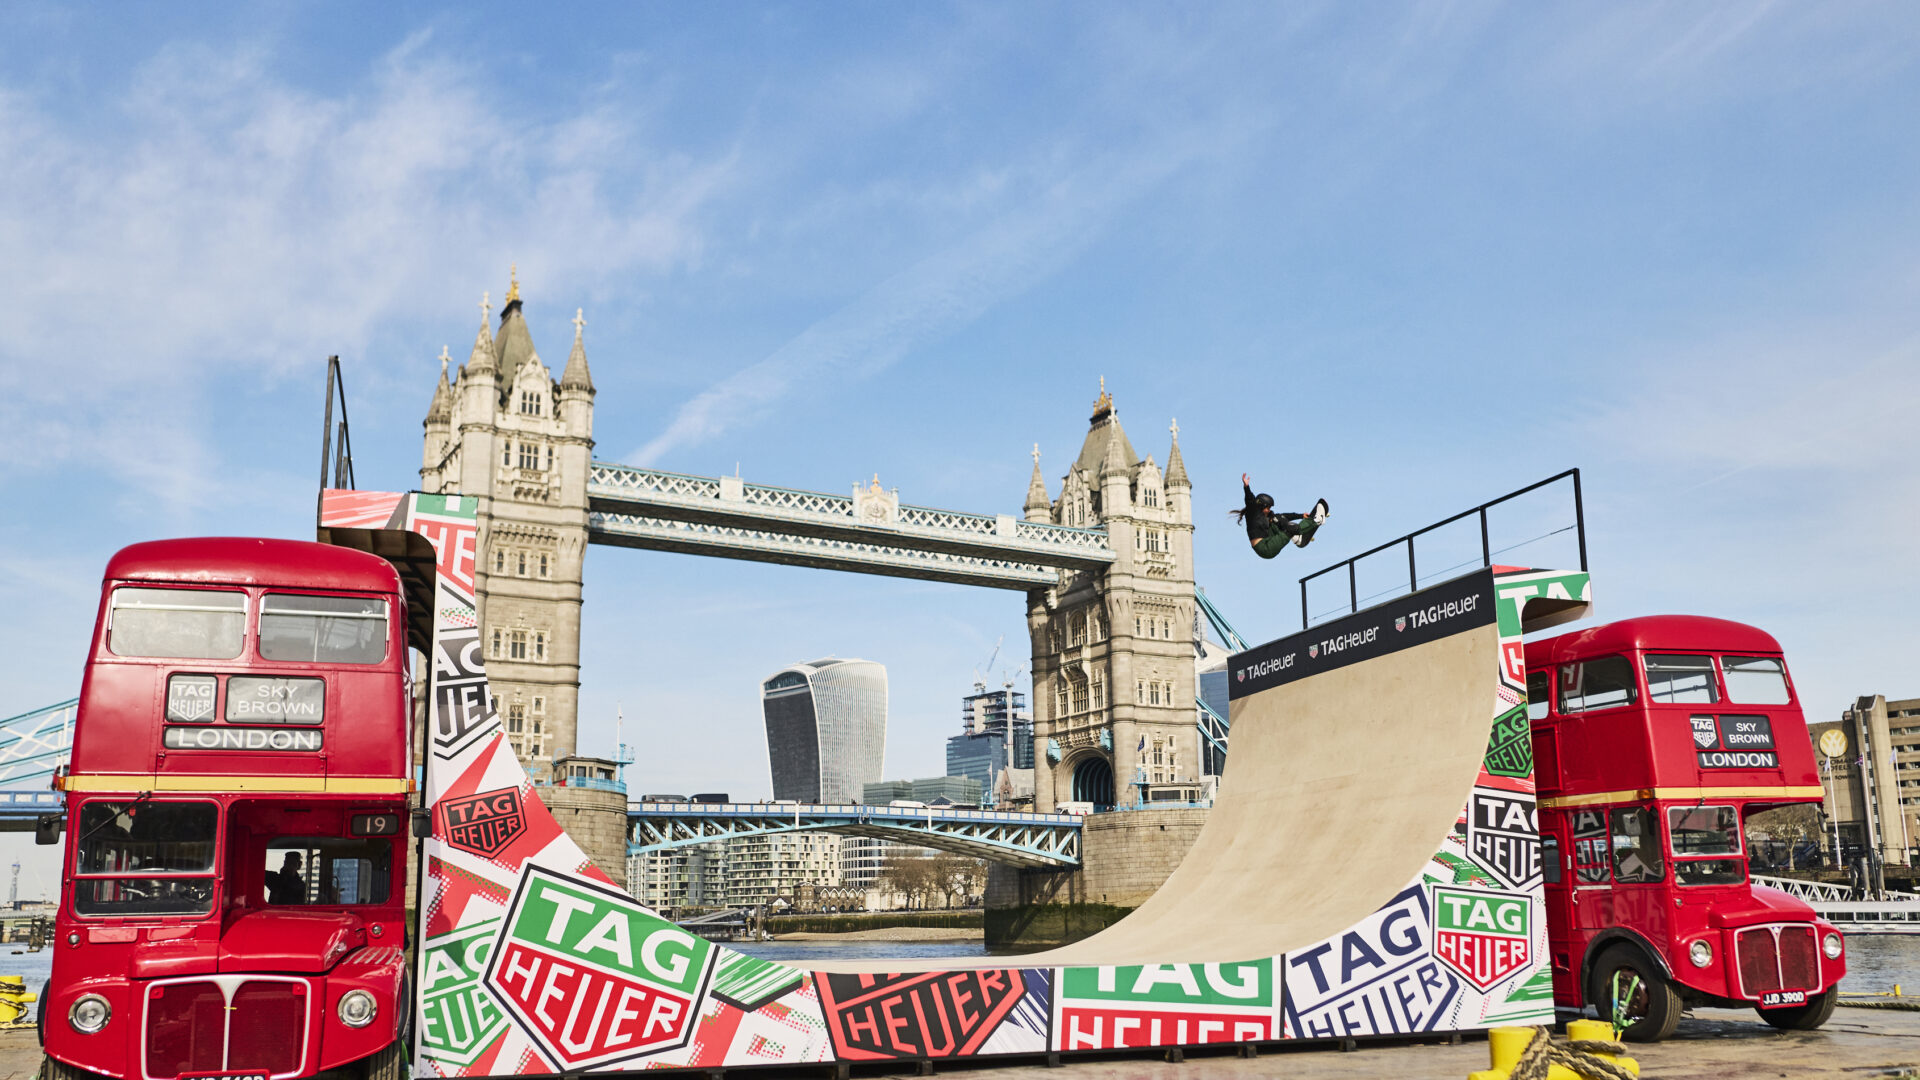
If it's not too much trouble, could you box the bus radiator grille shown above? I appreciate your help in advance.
[1736,929,1782,995]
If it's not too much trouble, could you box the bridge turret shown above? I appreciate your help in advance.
[421,346,454,491]
[423,270,590,777]
[1164,418,1190,516]
[1029,381,1199,814]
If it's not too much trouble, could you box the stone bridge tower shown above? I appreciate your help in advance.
[420,270,595,775]
[1025,383,1195,813]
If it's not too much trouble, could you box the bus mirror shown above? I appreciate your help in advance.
[411,809,433,838]
[34,814,62,846]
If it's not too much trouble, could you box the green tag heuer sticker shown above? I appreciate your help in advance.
[419,918,509,1066]
[1483,705,1532,779]
[486,866,716,1069]
[1432,886,1532,991]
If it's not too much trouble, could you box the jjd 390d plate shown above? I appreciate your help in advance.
[1759,990,1808,1008]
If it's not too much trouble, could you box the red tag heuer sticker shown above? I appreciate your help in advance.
[486,866,715,1069]
[441,787,526,857]
[1431,885,1532,991]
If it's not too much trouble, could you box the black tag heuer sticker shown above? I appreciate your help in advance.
[1483,705,1532,779]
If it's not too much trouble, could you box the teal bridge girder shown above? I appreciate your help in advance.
[629,802,1083,868]
[587,462,1115,590]
[0,699,75,828]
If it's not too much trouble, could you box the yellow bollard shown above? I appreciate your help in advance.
[0,975,37,1029]
[1467,1022,1638,1080]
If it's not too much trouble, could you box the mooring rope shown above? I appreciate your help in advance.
[1505,1026,1640,1080]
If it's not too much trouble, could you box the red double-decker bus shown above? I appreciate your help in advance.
[1529,615,1845,1040]
[41,538,416,1080]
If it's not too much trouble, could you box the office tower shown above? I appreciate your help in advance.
[761,658,888,804]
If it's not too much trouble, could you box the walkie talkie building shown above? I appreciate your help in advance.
[760,657,888,804]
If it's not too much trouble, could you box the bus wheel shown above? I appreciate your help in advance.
[1590,946,1683,1042]
[1758,988,1837,1031]
[361,1041,408,1080]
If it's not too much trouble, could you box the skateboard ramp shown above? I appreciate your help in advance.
[322,490,1593,1072]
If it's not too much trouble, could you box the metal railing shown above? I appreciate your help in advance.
[1298,468,1587,629]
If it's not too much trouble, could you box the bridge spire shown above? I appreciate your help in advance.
[1024,444,1051,519]
[425,346,453,425]
[561,306,594,393]
[1164,417,1189,490]
[467,291,496,375]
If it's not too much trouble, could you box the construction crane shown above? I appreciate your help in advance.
[972,634,1004,694]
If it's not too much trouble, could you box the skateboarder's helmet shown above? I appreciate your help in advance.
[1254,493,1274,512]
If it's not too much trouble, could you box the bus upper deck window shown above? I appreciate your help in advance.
[260,594,388,664]
[109,588,245,660]
[1558,655,1637,713]
[1645,654,1718,704]
[1723,656,1791,705]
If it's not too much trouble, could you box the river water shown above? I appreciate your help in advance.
[6,934,1917,993]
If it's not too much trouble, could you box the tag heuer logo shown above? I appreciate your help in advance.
[487,867,715,1069]
[419,920,509,1066]
[1308,644,1320,659]
[441,787,526,858]
[1691,715,1720,750]
[1467,790,1542,891]
[1395,617,1407,632]
[1236,670,1244,683]
[1432,886,1532,991]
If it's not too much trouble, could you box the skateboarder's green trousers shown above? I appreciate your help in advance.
[1251,518,1313,559]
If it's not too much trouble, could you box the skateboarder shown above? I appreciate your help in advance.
[1234,473,1329,559]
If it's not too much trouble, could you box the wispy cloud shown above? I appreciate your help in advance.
[0,33,735,511]
[632,134,1222,467]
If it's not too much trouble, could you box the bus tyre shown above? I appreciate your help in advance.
[1758,987,1837,1031]
[361,1041,408,1080]
[1590,946,1683,1043]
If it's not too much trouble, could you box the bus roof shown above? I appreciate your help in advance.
[104,537,402,593]
[1527,614,1782,667]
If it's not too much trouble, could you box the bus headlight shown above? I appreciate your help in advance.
[1824,933,1844,960]
[337,990,377,1028]
[1689,939,1713,968]
[69,995,111,1034]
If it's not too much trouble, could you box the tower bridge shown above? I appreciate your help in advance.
[418,272,1211,820]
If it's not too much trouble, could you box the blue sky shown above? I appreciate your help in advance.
[3,3,1918,890]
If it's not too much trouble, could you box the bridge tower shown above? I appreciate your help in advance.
[421,270,595,775]
[1025,383,1195,813]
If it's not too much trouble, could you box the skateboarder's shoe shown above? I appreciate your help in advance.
[1292,518,1322,548]
[1311,498,1330,524]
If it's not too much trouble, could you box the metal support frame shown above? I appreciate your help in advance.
[628,802,1082,868]
[1194,586,1249,652]
[0,699,76,828]
[1298,468,1588,629]
[1195,696,1230,765]
[315,356,356,527]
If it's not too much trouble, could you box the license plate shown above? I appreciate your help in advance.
[1759,990,1807,1008]
[184,1074,268,1080]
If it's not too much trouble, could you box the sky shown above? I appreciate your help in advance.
[3,2,1919,896]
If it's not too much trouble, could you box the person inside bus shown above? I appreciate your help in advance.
[1233,473,1329,559]
[266,851,307,904]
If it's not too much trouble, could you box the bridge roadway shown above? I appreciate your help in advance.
[587,462,1115,589]
[628,800,1083,868]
